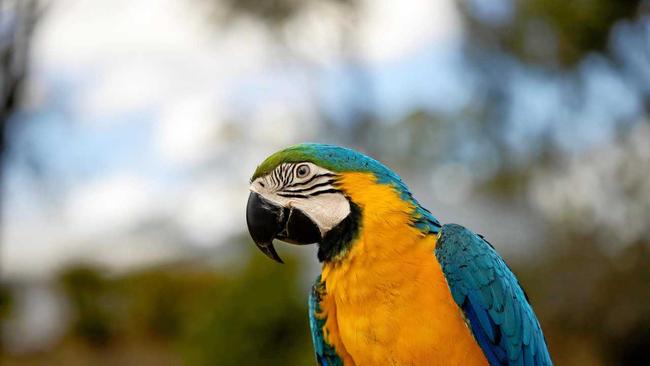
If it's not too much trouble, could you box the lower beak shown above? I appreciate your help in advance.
[246,192,321,263]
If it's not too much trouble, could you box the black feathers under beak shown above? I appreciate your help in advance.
[246,192,321,263]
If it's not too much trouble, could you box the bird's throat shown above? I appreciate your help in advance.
[318,201,361,262]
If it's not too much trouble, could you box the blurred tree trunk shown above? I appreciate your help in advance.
[0,1,38,355]
[0,0,38,247]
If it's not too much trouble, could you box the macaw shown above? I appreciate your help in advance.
[246,143,552,366]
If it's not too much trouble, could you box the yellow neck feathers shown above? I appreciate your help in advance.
[322,171,428,296]
[317,172,488,365]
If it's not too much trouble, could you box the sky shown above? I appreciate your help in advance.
[5,0,646,279]
[2,0,467,279]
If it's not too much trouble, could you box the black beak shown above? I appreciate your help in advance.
[246,192,321,263]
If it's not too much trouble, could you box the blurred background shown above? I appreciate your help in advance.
[0,0,649,365]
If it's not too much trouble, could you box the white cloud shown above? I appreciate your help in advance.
[155,95,225,165]
[76,64,172,118]
[360,0,461,61]
[34,0,206,64]
[284,0,461,64]
[64,173,162,236]
[34,0,274,127]
[176,176,247,246]
[249,101,319,146]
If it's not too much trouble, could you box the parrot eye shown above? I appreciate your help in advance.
[296,164,310,178]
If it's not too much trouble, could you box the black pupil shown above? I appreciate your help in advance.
[298,166,308,177]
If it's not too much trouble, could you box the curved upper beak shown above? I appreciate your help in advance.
[246,192,321,263]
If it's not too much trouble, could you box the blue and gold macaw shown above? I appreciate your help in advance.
[246,143,552,366]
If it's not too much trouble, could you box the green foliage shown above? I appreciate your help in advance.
[0,283,12,320]
[512,236,650,365]
[52,243,314,366]
[60,266,115,346]
[459,0,643,67]
[180,253,313,366]
[115,268,225,341]
[0,282,13,355]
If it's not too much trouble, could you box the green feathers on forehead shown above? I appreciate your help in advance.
[252,143,393,180]
[252,144,320,179]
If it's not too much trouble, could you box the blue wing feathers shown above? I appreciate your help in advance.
[464,298,504,365]
[436,224,552,366]
[308,223,552,366]
[309,276,344,366]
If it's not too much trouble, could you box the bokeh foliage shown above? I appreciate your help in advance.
[45,244,314,366]
[5,237,649,366]
[459,0,645,67]
[514,236,650,365]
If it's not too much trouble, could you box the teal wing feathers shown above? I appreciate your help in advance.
[309,276,344,366]
[435,224,552,366]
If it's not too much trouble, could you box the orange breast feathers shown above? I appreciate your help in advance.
[318,172,488,366]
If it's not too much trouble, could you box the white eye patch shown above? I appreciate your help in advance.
[250,164,351,236]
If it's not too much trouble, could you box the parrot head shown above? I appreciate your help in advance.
[246,143,439,263]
